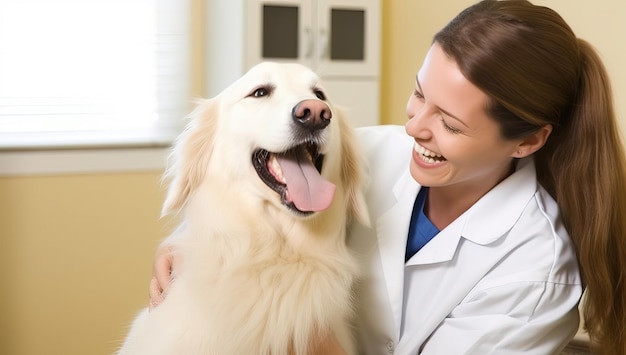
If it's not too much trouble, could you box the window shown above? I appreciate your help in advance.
[0,0,190,149]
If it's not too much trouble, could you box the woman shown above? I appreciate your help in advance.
[151,1,626,353]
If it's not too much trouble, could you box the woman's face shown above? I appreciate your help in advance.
[405,43,522,192]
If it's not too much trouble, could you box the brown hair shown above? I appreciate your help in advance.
[434,1,626,353]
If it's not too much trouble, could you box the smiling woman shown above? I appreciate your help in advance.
[0,0,190,150]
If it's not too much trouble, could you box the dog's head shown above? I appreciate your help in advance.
[161,62,368,225]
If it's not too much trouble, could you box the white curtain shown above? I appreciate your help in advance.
[0,0,190,148]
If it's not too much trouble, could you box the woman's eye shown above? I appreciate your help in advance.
[413,89,424,99]
[441,118,462,134]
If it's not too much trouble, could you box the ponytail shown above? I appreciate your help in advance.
[535,39,626,354]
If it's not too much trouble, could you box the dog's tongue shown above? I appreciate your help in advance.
[277,152,336,212]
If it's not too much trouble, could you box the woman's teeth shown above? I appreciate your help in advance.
[414,143,446,164]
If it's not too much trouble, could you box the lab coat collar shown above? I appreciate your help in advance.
[460,157,537,243]
[406,157,538,265]
[374,157,538,340]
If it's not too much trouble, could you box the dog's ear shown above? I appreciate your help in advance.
[337,108,370,226]
[161,99,219,216]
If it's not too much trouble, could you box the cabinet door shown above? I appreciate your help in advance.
[246,0,313,69]
[315,0,379,77]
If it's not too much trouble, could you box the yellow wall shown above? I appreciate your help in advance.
[1,1,623,354]
[0,173,171,355]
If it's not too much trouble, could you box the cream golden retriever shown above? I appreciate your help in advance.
[117,62,368,355]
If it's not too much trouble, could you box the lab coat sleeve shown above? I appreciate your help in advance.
[419,280,581,355]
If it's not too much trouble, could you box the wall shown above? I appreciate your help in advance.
[0,173,172,355]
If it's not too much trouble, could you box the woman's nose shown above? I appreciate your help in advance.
[405,100,431,137]
[405,115,421,137]
[406,95,419,120]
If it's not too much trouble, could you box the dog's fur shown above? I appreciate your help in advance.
[117,62,369,355]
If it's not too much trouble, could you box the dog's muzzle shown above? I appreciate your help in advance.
[253,100,336,215]
[252,142,335,215]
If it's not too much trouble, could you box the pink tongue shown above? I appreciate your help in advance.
[277,153,336,212]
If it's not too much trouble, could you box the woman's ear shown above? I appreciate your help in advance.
[512,124,553,158]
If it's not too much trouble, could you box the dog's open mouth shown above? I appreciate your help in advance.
[252,143,336,215]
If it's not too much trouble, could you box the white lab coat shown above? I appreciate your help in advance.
[348,125,582,355]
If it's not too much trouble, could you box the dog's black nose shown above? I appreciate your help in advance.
[292,100,332,131]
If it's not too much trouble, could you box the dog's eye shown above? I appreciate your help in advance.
[250,86,272,98]
[253,88,268,97]
[313,89,326,101]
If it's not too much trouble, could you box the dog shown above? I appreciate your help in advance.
[117,62,369,355]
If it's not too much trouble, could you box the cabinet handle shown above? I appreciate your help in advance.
[304,27,313,59]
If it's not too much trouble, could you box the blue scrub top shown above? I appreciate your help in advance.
[405,187,440,262]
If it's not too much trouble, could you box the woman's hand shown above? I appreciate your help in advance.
[149,244,176,311]
[308,332,348,355]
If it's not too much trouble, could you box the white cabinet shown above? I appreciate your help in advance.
[205,0,381,127]
[246,0,379,77]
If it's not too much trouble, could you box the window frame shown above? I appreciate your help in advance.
[0,0,191,176]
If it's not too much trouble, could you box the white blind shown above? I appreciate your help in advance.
[0,0,190,149]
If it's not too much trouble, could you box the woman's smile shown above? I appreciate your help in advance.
[413,142,447,166]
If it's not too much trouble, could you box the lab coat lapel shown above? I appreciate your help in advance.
[405,216,465,265]
[405,157,538,266]
[375,171,419,340]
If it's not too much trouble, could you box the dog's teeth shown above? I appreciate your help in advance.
[270,156,285,183]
